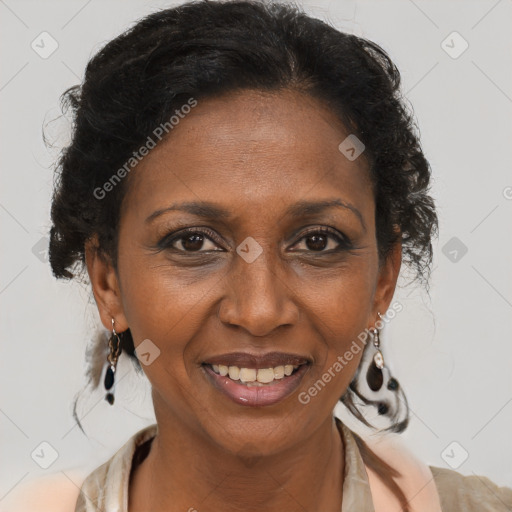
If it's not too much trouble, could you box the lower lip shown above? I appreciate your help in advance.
[203,364,309,407]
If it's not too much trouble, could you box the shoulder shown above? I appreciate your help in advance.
[0,469,87,512]
[430,465,512,511]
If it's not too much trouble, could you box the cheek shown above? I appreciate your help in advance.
[303,261,376,397]
[117,234,215,337]
[117,272,203,414]
[116,246,225,391]
[305,256,377,336]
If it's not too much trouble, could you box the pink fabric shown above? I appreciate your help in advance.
[361,428,443,511]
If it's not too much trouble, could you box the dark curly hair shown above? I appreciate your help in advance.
[48,1,438,508]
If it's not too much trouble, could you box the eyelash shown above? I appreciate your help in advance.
[158,226,352,254]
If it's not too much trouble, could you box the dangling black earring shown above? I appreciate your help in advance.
[339,312,409,434]
[366,327,384,392]
[366,328,398,415]
[365,325,400,416]
[104,318,123,405]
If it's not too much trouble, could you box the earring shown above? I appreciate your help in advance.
[339,312,409,433]
[104,318,123,405]
[365,324,400,415]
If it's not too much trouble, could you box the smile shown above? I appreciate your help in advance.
[202,353,310,407]
[209,363,301,385]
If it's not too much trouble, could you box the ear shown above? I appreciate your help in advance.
[85,235,129,332]
[370,238,402,324]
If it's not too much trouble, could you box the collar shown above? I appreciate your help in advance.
[75,418,441,512]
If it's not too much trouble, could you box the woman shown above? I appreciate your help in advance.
[8,1,512,511]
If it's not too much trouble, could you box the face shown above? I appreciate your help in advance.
[86,88,400,457]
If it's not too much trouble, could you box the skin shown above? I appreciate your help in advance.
[85,88,401,512]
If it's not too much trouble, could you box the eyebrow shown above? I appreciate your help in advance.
[145,198,366,231]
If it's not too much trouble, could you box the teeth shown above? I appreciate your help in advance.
[256,368,274,383]
[228,366,240,380]
[239,368,257,383]
[209,363,301,384]
[274,366,285,379]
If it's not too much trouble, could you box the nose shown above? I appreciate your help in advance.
[218,247,300,337]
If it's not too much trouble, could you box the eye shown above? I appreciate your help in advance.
[158,226,352,254]
[291,227,351,253]
[159,228,224,253]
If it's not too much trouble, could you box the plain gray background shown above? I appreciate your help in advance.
[1,0,511,502]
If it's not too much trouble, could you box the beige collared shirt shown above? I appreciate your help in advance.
[71,419,512,512]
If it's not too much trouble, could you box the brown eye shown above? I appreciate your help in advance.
[159,228,224,253]
[292,227,351,253]
[304,233,329,251]
[178,233,209,252]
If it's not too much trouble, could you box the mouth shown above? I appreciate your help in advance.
[201,352,311,407]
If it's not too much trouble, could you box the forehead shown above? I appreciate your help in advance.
[121,88,373,225]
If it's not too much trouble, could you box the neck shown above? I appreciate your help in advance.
[129,405,344,512]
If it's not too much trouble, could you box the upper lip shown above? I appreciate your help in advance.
[203,351,311,369]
